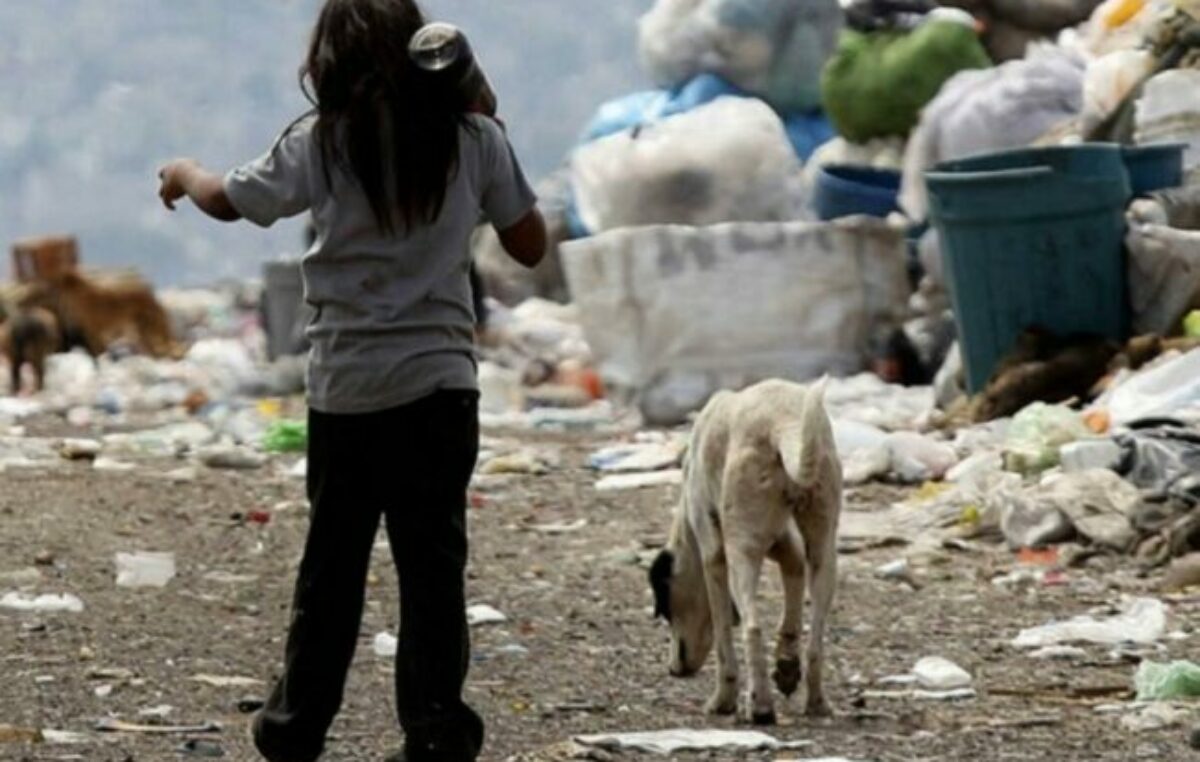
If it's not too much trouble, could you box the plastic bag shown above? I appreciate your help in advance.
[1125,217,1200,336]
[1099,348,1200,425]
[570,97,801,234]
[821,21,990,143]
[1137,70,1200,180]
[900,47,1086,219]
[1135,660,1200,700]
[1012,597,1168,648]
[263,420,308,454]
[638,0,842,112]
[1081,49,1156,133]
[1003,403,1091,474]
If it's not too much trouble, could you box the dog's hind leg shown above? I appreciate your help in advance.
[701,548,738,717]
[727,541,773,725]
[770,526,806,698]
[798,508,838,718]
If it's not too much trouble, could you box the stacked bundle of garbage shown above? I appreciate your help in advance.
[468,0,931,425]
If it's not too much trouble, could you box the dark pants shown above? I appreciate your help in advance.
[254,391,484,762]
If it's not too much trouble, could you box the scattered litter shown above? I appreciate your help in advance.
[913,657,973,691]
[1061,439,1122,474]
[1121,703,1192,733]
[201,571,259,585]
[862,687,977,701]
[0,725,42,743]
[1136,661,1200,701]
[93,457,137,473]
[115,552,176,589]
[166,467,200,484]
[95,718,221,734]
[1164,554,1200,592]
[589,442,683,473]
[190,674,263,688]
[288,458,307,479]
[1028,646,1089,661]
[1003,403,1090,475]
[0,592,84,614]
[262,420,307,453]
[94,684,113,698]
[59,438,102,460]
[373,632,398,658]
[138,705,175,718]
[595,470,683,492]
[41,729,89,744]
[0,568,43,585]
[467,604,508,626]
[1013,598,1168,649]
[530,519,588,535]
[479,452,550,476]
[574,729,812,755]
[178,739,225,757]
[198,446,265,471]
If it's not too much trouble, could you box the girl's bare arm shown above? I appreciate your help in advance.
[158,159,241,222]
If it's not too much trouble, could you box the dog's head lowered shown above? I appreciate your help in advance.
[649,528,713,678]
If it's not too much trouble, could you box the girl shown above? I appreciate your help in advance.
[157,1,546,760]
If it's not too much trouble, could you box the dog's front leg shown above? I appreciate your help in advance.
[728,544,773,724]
[702,552,738,716]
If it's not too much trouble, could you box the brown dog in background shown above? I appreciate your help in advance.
[0,307,61,394]
[42,271,182,360]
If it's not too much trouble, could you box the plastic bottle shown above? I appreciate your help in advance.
[409,23,498,117]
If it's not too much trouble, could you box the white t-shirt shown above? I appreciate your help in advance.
[225,114,537,414]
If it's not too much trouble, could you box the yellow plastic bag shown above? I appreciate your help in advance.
[1105,0,1146,28]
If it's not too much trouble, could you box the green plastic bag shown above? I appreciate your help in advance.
[264,420,308,454]
[821,21,991,143]
[1135,660,1200,701]
[1002,403,1091,475]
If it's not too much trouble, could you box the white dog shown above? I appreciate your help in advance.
[649,379,842,723]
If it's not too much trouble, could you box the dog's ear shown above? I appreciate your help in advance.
[649,550,674,621]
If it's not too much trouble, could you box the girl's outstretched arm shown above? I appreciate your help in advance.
[158,159,241,222]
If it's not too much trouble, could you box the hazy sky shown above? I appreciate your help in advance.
[0,1,645,285]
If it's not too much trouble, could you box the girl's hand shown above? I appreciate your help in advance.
[158,159,199,211]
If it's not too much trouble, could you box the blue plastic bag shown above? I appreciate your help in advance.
[784,112,835,162]
[579,90,668,144]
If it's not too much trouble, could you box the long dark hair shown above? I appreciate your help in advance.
[301,0,473,234]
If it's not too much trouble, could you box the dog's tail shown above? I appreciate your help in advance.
[777,377,831,487]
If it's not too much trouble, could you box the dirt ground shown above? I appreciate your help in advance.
[1,417,1197,761]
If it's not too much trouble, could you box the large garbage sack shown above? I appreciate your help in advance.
[1127,190,1200,336]
[638,0,844,113]
[580,75,835,162]
[821,19,991,143]
[560,219,910,425]
[1137,69,1200,183]
[570,97,802,235]
[899,46,1086,220]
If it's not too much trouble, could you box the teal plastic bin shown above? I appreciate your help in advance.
[926,144,1132,393]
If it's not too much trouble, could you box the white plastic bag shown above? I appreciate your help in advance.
[571,98,801,234]
[1081,49,1156,132]
[1137,70,1200,179]
[638,0,842,111]
[901,48,1086,220]
[1126,218,1200,336]
[561,219,909,425]
[115,552,177,589]
[1012,597,1168,648]
[1099,347,1200,424]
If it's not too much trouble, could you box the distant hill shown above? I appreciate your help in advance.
[0,1,645,286]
